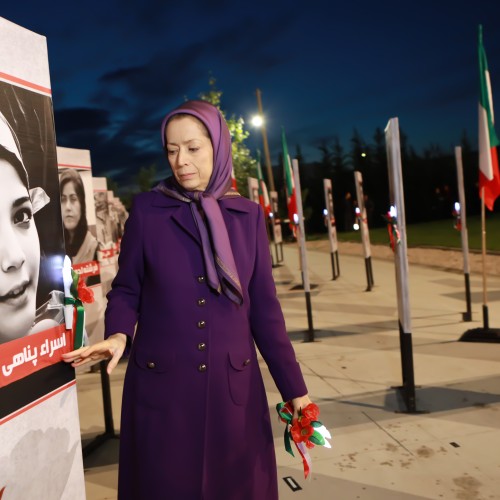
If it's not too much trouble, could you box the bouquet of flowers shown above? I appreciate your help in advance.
[63,256,94,349]
[276,401,331,478]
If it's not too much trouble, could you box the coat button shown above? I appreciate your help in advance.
[147,362,156,369]
[197,320,206,329]
[198,342,206,351]
[197,276,205,283]
[198,364,207,372]
[243,359,251,366]
[197,298,206,306]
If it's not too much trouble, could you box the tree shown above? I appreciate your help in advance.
[199,77,256,197]
[136,164,158,192]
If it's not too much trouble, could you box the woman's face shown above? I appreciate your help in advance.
[166,115,214,191]
[0,160,40,342]
[61,181,81,232]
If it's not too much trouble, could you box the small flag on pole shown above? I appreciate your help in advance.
[281,127,297,231]
[478,25,500,211]
[230,166,237,191]
[256,152,272,217]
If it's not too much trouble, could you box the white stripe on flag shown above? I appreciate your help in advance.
[479,104,494,180]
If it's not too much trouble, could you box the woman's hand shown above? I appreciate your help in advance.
[291,394,313,419]
[61,333,127,375]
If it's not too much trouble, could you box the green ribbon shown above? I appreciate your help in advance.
[66,270,85,349]
[276,402,326,452]
[276,402,295,457]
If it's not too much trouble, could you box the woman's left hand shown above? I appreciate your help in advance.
[291,394,313,419]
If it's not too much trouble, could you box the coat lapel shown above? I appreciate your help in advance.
[152,192,201,246]
[220,197,251,235]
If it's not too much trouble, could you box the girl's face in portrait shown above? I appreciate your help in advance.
[166,115,214,192]
[0,159,40,342]
[61,181,81,232]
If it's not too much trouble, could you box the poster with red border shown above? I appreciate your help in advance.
[57,146,105,347]
[0,16,85,498]
[93,177,117,295]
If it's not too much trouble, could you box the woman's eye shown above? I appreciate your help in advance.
[189,147,199,153]
[167,149,177,156]
[14,207,33,226]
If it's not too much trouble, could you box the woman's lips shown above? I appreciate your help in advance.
[0,280,31,306]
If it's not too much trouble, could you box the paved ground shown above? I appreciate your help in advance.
[80,242,500,499]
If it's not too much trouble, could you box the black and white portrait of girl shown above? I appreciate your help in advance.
[0,82,65,345]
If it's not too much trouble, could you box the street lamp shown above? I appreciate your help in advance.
[251,115,264,128]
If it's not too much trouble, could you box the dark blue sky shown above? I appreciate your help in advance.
[3,1,500,190]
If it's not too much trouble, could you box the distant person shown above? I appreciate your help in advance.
[0,112,61,344]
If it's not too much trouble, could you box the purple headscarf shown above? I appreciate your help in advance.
[154,100,243,305]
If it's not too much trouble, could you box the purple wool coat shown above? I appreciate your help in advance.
[105,189,308,500]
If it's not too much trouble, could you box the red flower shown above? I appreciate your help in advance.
[301,403,320,422]
[77,278,94,304]
[290,419,314,443]
[299,415,311,427]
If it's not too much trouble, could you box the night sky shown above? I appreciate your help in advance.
[3,1,500,192]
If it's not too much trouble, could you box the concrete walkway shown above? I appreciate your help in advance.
[80,243,500,499]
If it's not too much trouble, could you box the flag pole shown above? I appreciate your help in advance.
[459,25,500,342]
[481,187,489,329]
[460,189,500,341]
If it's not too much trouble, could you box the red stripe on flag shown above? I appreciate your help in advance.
[480,146,500,210]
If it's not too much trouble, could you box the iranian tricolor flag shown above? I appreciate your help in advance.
[281,127,297,229]
[478,25,500,211]
[256,153,271,217]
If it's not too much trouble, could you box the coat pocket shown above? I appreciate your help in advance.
[227,351,252,406]
[133,346,174,373]
[130,347,175,410]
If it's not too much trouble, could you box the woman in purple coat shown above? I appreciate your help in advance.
[63,100,310,499]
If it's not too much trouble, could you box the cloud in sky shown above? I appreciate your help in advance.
[4,0,500,192]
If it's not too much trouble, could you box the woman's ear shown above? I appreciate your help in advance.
[30,187,50,214]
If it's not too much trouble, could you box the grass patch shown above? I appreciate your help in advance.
[321,214,500,252]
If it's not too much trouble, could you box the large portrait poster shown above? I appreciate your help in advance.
[0,17,85,499]
[93,177,117,295]
[57,146,105,347]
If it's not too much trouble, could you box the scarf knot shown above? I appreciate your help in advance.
[154,179,243,305]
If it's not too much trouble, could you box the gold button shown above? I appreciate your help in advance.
[243,359,251,366]
[147,362,156,369]
[198,364,207,372]
[197,298,206,306]
[197,276,205,283]
[198,342,206,351]
[197,320,206,329]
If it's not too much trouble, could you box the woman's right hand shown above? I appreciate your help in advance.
[61,333,127,375]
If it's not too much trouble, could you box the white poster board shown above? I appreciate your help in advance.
[385,118,412,334]
[57,146,105,347]
[93,177,117,296]
[323,179,338,253]
[0,16,85,499]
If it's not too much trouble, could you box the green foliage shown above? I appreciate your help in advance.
[199,77,256,196]
[136,164,158,193]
